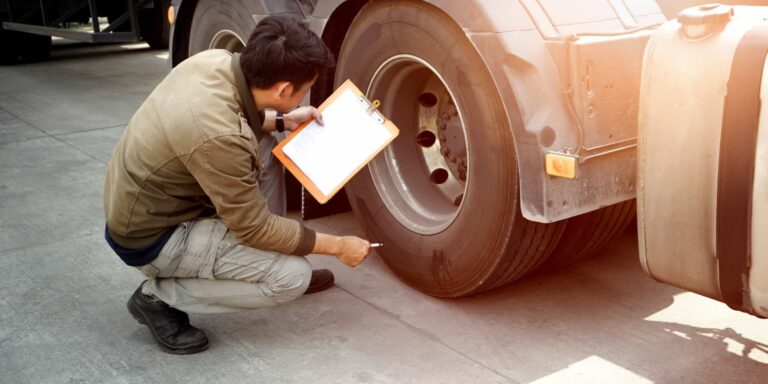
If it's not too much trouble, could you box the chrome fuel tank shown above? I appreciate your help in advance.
[638,4,768,317]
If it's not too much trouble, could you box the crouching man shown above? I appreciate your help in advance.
[104,15,370,354]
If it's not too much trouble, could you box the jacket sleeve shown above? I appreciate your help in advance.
[185,135,316,255]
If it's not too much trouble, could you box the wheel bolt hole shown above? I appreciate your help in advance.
[430,168,449,185]
[416,131,436,147]
[418,92,438,108]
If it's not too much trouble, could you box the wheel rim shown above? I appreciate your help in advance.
[366,55,470,235]
[208,29,245,52]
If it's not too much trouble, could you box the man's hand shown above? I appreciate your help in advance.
[284,106,324,131]
[335,236,371,267]
[313,233,371,267]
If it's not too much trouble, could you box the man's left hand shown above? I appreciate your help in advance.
[284,106,324,131]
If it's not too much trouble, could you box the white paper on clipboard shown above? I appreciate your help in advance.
[281,89,391,196]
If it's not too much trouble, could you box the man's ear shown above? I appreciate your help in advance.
[275,81,294,99]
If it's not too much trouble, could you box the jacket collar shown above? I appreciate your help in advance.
[231,53,264,140]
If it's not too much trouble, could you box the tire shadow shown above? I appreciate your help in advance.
[441,230,768,383]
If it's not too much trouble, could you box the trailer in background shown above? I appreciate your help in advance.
[0,0,171,63]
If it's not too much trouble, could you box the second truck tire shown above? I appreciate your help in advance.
[188,0,257,55]
[542,200,636,269]
[139,0,171,50]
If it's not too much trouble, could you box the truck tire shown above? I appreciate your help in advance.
[187,0,257,55]
[542,200,636,269]
[337,1,565,297]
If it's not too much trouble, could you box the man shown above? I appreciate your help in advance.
[104,16,371,355]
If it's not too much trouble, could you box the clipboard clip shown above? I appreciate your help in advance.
[367,99,381,114]
[358,97,385,124]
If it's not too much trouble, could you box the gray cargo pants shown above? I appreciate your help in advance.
[135,132,312,314]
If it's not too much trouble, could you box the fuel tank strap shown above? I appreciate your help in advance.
[717,24,768,314]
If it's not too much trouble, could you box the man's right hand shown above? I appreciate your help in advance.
[335,236,371,267]
[313,233,371,267]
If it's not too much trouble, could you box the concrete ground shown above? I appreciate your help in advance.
[1,42,767,384]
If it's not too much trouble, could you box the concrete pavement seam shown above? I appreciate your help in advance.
[49,134,107,164]
[0,134,50,146]
[0,100,125,146]
[335,285,519,384]
[55,123,127,137]
[0,105,49,143]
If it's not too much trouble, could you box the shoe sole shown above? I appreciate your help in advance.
[305,270,335,295]
[127,299,209,355]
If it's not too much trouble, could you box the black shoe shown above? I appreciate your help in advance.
[127,284,209,354]
[304,269,335,295]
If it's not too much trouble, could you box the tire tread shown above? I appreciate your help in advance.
[543,200,636,269]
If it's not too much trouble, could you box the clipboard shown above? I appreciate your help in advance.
[273,79,400,204]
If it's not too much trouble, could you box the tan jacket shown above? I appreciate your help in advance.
[104,49,315,255]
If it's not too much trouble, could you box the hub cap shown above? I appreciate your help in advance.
[366,55,469,235]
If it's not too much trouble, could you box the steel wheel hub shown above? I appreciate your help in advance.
[366,55,470,235]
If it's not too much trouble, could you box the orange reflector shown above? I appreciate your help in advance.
[168,5,176,26]
[545,153,578,179]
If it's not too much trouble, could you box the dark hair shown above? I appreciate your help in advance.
[240,15,335,91]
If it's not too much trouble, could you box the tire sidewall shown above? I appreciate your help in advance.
[337,1,521,296]
[189,0,257,55]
